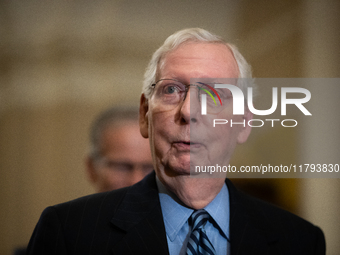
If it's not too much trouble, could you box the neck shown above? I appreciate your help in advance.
[158,175,225,209]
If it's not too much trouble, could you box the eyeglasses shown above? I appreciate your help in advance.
[151,79,232,114]
[96,157,154,173]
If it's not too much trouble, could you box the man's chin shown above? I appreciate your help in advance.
[163,161,191,177]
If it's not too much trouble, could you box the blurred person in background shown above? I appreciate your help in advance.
[85,106,153,192]
[14,106,154,255]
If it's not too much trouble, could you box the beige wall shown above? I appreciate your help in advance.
[1,1,339,254]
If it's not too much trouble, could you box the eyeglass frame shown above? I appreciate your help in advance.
[150,78,223,106]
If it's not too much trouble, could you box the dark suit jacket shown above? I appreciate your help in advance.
[27,172,325,254]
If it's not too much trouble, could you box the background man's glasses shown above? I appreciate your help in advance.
[96,157,154,172]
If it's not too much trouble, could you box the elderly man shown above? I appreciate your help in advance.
[86,106,153,192]
[27,28,325,255]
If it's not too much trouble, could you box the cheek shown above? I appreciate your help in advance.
[207,119,240,158]
[100,169,114,181]
[95,170,112,188]
[149,108,175,139]
[212,126,234,149]
[105,170,129,186]
[147,109,173,159]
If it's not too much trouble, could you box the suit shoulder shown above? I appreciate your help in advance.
[226,179,325,254]
[50,187,129,221]
[51,172,157,215]
[227,179,318,230]
[236,188,324,243]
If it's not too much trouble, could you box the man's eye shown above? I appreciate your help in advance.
[163,85,180,94]
[105,161,131,171]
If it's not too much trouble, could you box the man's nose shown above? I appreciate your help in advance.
[180,87,200,124]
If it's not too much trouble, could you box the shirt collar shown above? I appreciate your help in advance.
[156,177,193,241]
[204,183,230,239]
[156,177,230,241]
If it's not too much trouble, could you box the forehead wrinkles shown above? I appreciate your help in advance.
[157,42,240,79]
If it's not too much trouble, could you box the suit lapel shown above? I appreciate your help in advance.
[108,175,280,254]
[110,172,169,255]
[226,179,280,255]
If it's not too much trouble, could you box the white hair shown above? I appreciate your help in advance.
[142,28,254,99]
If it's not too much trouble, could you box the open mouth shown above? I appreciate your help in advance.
[177,141,192,145]
[174,141,201,149]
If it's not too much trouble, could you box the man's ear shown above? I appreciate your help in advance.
[139,94,149,138]
[237,108,253,144]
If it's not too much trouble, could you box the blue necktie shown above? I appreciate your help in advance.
[186,210,216,255]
